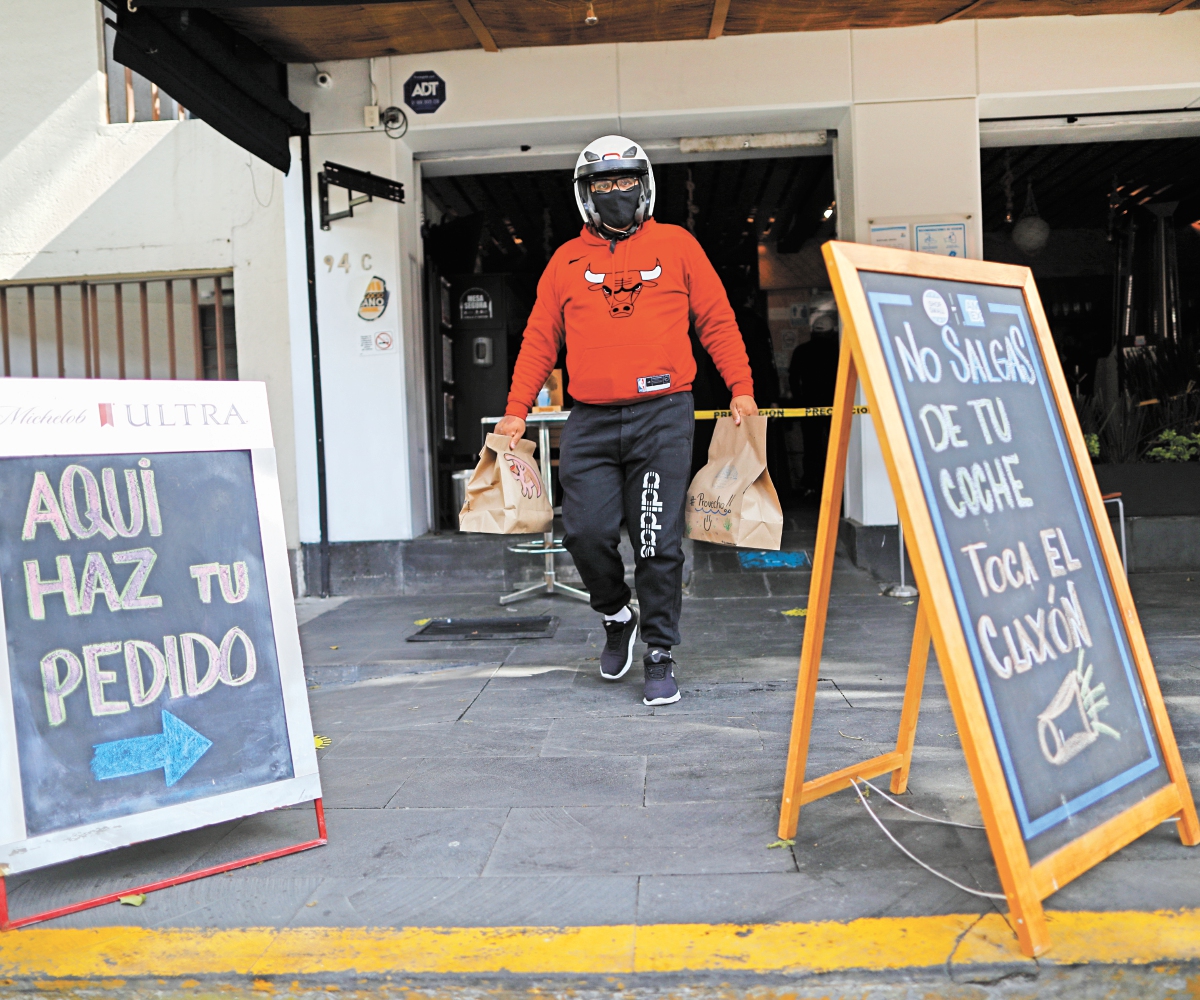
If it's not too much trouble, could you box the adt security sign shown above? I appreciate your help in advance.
[404,71,446,114]
[0,379,320,876]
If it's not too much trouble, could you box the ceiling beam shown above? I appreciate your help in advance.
[708,0,731,39]
[1161,0,1196,12]
[938,0,988,22]
[127,0,416,5]
[450,0,499,52]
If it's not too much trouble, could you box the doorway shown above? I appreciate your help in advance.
[980,136,1200,470]
[420,151,837,530]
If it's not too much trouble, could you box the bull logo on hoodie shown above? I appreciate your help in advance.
[584,260,662,319]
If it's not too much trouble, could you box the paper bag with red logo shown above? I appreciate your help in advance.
[684,415,783,549]
[458,433,554,534]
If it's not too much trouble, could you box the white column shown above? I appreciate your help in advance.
[306,131,417,542]
[838,29,984,525]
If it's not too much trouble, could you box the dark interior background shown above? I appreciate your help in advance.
[423,155,833,281]
[979,136,1200,403]
[422,135,1200,528]
[422,153,837,528]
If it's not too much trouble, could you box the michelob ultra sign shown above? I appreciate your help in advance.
[0,379,319,875]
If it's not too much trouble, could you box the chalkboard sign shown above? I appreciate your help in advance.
[860,270,1171,859]
[779,242,1198,959]
[0,380,319,876]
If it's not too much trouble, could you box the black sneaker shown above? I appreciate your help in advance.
[642,647,680,706]
[600,606,639,681]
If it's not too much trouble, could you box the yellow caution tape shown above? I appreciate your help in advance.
[694,406,869,419]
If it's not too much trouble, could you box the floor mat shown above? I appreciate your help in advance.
[407,616,560,641]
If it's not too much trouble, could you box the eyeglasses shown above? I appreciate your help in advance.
[590,176,641,194]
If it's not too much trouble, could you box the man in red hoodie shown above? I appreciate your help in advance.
[496,135,757,706]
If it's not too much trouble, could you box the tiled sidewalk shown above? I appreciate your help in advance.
[5,520,1200,960]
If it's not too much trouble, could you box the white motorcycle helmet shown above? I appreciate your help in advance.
[573,135,656,236]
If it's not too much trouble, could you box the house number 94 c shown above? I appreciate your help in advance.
[323,253,373,272]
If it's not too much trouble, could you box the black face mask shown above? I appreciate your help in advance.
[593,186,642,233]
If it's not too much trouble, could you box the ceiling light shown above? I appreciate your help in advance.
[822,205,834,220]
[1012,180,1050,255]
[585,1,598,25]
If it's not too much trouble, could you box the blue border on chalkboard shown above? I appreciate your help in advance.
[866,289,1160,841]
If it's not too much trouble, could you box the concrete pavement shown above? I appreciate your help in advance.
[3,511,1200,992]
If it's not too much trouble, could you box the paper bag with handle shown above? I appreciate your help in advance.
[684,415,783,550]
[459,432,554,534]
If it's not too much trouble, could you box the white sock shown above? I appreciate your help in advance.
[604,605,632,624]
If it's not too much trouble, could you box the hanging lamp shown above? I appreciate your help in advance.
[1012,178,1051,255]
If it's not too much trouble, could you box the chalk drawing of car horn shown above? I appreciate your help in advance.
[1037,667,1100,766]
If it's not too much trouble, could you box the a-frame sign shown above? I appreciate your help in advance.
[779,241,1199,957]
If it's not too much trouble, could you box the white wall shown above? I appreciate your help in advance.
[286,10,1200,535]
[838,94,983,526]
[1,0,300,553]
[308,132,404,542]
[286,65,431,545]
[978,13,1200,119]
[349,12,1200,154]
[397,13,1196,530]
[11,6,1200,554]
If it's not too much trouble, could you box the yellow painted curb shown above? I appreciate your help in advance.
[2,910,1199,978]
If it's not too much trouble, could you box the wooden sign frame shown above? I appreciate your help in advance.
[0,379,324,928]
[779,241,1200,957]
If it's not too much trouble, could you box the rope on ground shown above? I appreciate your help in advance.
[856,776,985,830]
[849,778,1006,901]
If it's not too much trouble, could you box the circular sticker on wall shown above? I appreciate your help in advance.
[922,289,949,326]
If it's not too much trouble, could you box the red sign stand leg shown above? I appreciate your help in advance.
[0,798,327,932]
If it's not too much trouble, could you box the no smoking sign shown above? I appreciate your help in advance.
[359,330,397,357]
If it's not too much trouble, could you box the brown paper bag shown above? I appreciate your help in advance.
[458,433,554,534]
[684,415,783,549]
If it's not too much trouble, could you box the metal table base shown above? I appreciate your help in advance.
[483,413,591,607]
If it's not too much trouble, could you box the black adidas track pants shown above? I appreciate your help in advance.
[558,392,694,649]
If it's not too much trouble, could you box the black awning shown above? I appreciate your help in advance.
[110,6,308,173]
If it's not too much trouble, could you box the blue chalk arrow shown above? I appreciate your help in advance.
[90,710,213,787]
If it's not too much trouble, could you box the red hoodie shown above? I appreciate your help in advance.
[505,218,755,418]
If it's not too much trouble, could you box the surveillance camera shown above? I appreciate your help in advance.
[314,70,333,89]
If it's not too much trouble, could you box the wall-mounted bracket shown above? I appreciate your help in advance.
[318,161,405,231]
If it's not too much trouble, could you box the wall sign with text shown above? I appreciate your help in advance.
[404,71,446,114]
[863,270,1166,852]
[779,242,1198,959]
[0,380,319,875]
